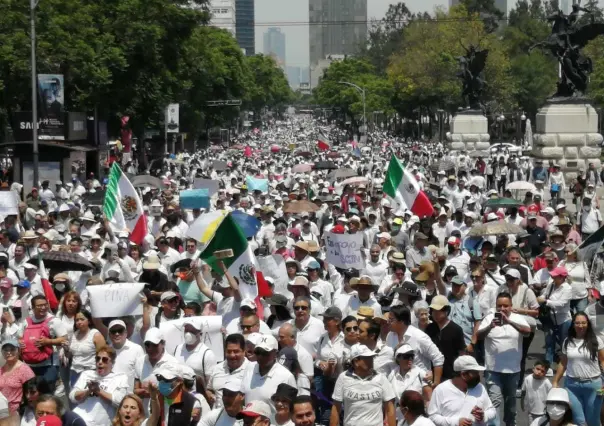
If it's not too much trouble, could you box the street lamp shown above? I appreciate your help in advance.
[338,81,366,141]
[30,0,39,187]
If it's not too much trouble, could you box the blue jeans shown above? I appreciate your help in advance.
[545,320,571,364]
[31,365,59,393]
[571,298,589,315]
[69,370,81,387]
[485,370,520,426]
[566,377,603,426]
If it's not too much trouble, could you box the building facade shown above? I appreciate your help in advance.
[209,0,236,36]
[309,0,367,67]
[236,0,255,55]
[264,27,286,67]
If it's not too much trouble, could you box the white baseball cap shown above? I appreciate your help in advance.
[108,320,126,331]
[453,355,485,372]
[144,327,164,344]
[237,401,272,419]
[254,334,279,352]
[221,379,243,393]
[395,344,415,357]
[155,362,181,380]
[349,343,377,360]
[240,298,256,310]
[245,332,263,346]
[504,269,521,280]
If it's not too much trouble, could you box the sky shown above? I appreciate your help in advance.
[254,0,448,68]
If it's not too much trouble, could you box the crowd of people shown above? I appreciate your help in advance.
[0,121,602,426]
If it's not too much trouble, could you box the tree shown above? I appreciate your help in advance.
[460,0,504,32]
[244,54,293,116]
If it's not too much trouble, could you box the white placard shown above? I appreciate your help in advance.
[257,255,289,295]
[160,316,224,361]
[324,232,365,270]
[87,283,145,318]
[193,178,220,197]
[0,191,18,216]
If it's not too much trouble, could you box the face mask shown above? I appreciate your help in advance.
[546,403,567,420]
[55,283,66,293]
[158,381,174,397]
[184,332,198,345]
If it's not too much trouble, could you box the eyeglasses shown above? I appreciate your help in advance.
[110,327,125,335]
[397,353,415,361]
[345,326,359,332]
[156,375,176,383]
[294,305,309,311]
[241,323,259,330]
[95,356,110,363]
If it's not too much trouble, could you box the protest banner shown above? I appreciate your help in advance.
[87,283,145,318]
[180,189,210,210]
[324,232,365,270]
[0,192,18,216]
[258,255,289,295]
[193,178,220,197]
[160,316,224,361]
[245,176,268,192]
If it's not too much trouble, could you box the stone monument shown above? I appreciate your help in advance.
[529,5,604,177]
[446,45,491,157]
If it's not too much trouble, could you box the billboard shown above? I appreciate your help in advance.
[37,74,65,140]
[165,104,179,133]
[66,112,87,141]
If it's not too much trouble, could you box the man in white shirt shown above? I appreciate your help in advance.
[240,334,297,412]
[478,292,531,426]
[428,355,496,426]
[207,334,249,409]
[578,197,602,239]
[277,324,314,380]
[157,237,181,271]
[174,319,218,384]
[361,245,389,286]
[107,319,145,389]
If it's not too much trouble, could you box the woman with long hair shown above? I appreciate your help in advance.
[0,340,35,425]
[56,291,81,396]
[529,388,575,426]
[552,312,604,426]
[399,390,435,426]
[559,245,591,315]
[129,245,143,280]
[19,378,51,426]
[112,392,160,426]
[65,310,105,386]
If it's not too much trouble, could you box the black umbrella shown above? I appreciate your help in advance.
[39,251,95,272]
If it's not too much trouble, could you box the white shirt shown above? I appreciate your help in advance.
[198,407,242,426]
[521,375,552,416]
[478,313,529,373]
[288,317,325,357]
[294,343,314,378]
[342,295,383,318]
[207,358,250,409]
[134,351,178,413]
[240,361,297,412]
[427,379,496,426]
[562,337,604,379]
[70,370,129,426]
[332,370,395,426]
[385,326,445,372]
[388,366,428,422]
[110,340,145,389]
[580,207,602,234]
[543,282,572,324]
[361,260,389,289]
[159,247,181,270]
[210,292,240,327]
[174,342,218,382]
[225,317,272,335]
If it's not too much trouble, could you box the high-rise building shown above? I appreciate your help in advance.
[208,0,236,36]
[309,0,367,67]
[264,28,286,67]
[286,66,301,89]
[236,0,255,55]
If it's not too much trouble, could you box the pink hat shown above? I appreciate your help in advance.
[0,278,11,288]
[550,266,569,278]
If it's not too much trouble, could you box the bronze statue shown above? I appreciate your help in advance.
[456,44,488,110]
[530,2,604,98]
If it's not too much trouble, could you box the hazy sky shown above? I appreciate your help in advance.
[254,0,448,68]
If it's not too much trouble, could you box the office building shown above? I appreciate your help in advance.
[286,66,301,89]
[236,0,255,55]
[208,0,236,36]
[264,28,286,67]
[309,0,367,67]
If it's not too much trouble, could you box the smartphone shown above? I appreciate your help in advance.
[494,312,502,325]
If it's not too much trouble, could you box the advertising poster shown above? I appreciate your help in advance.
[37,74,65,140]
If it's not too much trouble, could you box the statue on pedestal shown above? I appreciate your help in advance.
[456,44,488,111]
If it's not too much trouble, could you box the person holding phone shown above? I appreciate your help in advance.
[478,292,531,426]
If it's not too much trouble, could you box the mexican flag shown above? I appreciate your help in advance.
[103,163,147,244]
[383,155,434,218]
[317,139,330,151]
[186,211,270,301]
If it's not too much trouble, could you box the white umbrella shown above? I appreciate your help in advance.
[506,181,536,191]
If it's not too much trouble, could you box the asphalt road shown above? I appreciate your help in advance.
[515,329,546,426]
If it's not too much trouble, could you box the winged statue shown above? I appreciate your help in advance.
[456,44,489,110]
[530,2,604,98]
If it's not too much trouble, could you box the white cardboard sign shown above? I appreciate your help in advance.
[87,283,145,318]
[324,232,365,270]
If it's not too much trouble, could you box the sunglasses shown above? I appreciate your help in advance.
[294,305,309,311]
[164,298,179,304]
[345,326,359,332]
[95,356,110,363]
[241,323,259,330]
[110,327,125,335]
[156,375,176,383]
[397,353,415,360]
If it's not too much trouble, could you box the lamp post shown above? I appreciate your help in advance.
[496,114,505,141]
[338,81,366,141]
[30,0,39,187]
[437,109,445,142]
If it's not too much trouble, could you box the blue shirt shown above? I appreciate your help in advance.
[448,293,483,345]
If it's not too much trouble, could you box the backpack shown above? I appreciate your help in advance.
[22,317,53,364]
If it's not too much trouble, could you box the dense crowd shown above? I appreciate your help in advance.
[0,120,602,426]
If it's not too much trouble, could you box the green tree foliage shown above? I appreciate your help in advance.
[244,54,293,116]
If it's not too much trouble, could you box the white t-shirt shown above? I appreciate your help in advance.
[174,342,218,382]
[211,292,240,326]
[562,337,604,379]
[521,375,552,416]
[111,340,145,390]
[198,407,241,426]
[70,370,129,426]
[288,317,325,357]
[207,358,250,409]
[240,361,297,412]
[478,313,529,373]
[332,370,395,426]
[427,379,496,426]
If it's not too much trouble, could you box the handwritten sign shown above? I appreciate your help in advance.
[257,255,289,296]
[193,178,220,197]
[0,192,19,216]
[325,232,365,270]
[160,315,224,361]
[87,283,145,318]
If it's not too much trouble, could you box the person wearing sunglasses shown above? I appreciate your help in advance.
[107,319,144,390]
[241,335,297,412]
[388,345,433,423]
[69,346,129,426]
[288,296,324,358]
[225,299,272,336]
